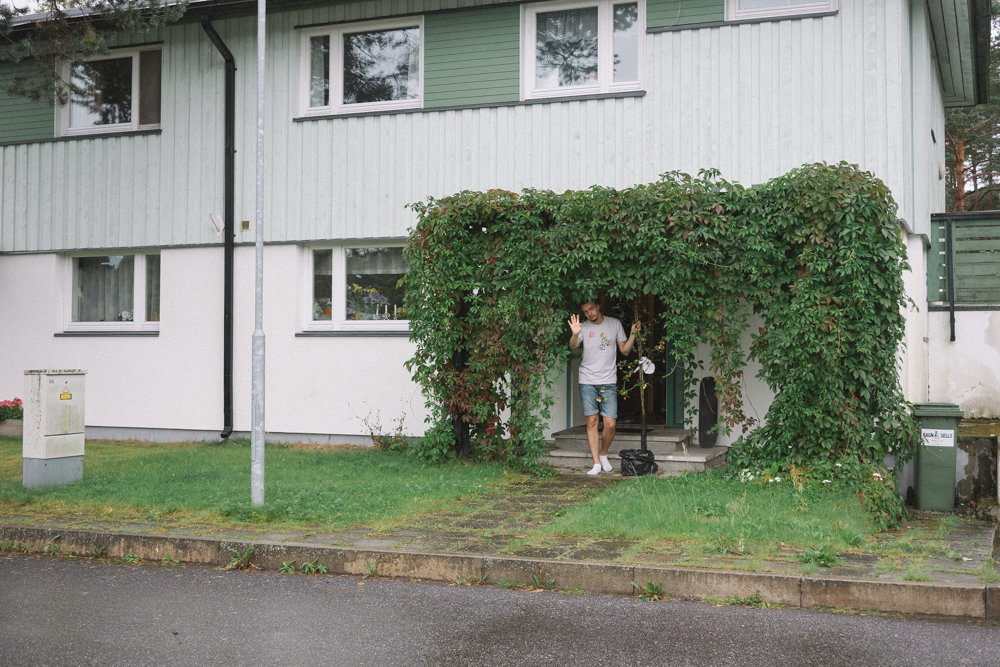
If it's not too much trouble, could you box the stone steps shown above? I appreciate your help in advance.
[546,425,728,477]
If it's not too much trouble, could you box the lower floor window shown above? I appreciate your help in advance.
[70,253,160,330]
[310,245,408,331]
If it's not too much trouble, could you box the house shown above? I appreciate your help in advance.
[0,0,992,446]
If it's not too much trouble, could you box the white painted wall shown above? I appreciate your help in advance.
[0,247,430,439]
[928,311,1000,418]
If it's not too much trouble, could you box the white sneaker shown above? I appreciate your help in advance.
[587,463,602,476]
[599,455,613,473]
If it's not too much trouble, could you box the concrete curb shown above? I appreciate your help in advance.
[1,525,996,621]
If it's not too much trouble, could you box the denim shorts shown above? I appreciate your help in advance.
[580,384,618,419]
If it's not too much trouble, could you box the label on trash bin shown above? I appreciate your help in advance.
[921,428,955,447]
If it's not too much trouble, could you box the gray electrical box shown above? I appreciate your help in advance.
[23,369,86,489]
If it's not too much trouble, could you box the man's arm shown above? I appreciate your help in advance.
[618,321,640,355]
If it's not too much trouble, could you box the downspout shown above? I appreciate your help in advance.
[202,16,236,440]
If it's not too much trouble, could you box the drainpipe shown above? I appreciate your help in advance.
[202,17,236,440]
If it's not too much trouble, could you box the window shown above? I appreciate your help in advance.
[523,0,642,100]
[309,245,408,332]
[726,0,837,21]
[68,253,160,331]
[62,47,162,136]
[302,18,422,115]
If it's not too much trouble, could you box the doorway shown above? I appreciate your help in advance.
[579,294,684,428]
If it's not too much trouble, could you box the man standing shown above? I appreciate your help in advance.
[568,299,640,475]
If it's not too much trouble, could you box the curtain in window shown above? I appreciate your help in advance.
[145,254,160,322]
[73,256,134,322]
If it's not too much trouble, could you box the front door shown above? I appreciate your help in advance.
[576,295,683,427]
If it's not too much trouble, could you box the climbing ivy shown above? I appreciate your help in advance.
[403,163,919,487]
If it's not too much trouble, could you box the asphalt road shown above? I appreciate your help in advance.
[2,554,998,666]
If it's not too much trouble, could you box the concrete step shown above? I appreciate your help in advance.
[545,444,729,477]
[551,425,694,455]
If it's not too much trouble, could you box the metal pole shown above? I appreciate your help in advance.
[251,0,266,506]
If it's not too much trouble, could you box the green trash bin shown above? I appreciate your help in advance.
[912,402,963,511]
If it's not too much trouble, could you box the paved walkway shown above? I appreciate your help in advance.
[2,472,998,620]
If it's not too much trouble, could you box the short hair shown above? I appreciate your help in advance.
[580,298,599,308]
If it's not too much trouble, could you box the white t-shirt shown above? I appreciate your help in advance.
[578,316,626,385]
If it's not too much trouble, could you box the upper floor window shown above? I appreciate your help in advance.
[302,18,422,115]
[62,48,161,136]
[523,0,642,100]
[67,253,160,332]
[726,0,837,21]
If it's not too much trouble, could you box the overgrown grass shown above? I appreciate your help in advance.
[0,438,516,533]
[537,472,875,556]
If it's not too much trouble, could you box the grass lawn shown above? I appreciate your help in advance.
[0,437,517,534]
[0,437,987,575]
[535,471,876,561]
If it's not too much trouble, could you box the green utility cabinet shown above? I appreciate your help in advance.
[912,403,963,512]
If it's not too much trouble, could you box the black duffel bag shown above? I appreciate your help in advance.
[618,449,658,477]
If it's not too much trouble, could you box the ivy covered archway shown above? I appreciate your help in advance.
[403,163,919,480]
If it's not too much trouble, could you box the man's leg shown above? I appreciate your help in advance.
[598,385,618,472]
[586,413,601,464]
[600,417,617,456]
[580,384,603,475]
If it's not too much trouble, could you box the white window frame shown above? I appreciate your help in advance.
[63,253,160,333]
[59,47,161,137]
[303,244,410,333]
[300,17,424,116]
[522,0,644,101]
[725,0,836,21]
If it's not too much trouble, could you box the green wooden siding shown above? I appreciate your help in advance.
[424,6,520,108]
[0,62,55,144]
[928,216,1000,305]
[647,0,723,29]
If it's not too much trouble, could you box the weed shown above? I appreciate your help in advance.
[903,560,932,582]
[0,538,27,553]
[497,579,517,590]
[455,575,487,586]
[632,581,666,602]
[726,591,776,608]
[43,536,61,556]
[979,558,1000,584]
[710,534,749,556]
[161,553,180,566]
[796,544,841,568]
[279,561,296,574]
[227,546,257,571]
[354,403,410,452]
[529,573,555,589]
[86,546,108,558]
[563,587,586,595]
[123,553,142,564]
[300,558,328,575]
[873,557,902,575]
[363,558,378,579]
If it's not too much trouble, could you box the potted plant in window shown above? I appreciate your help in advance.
[348,284,390,319]
[0,398,23,437]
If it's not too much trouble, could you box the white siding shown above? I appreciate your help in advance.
[2,0,922,252]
